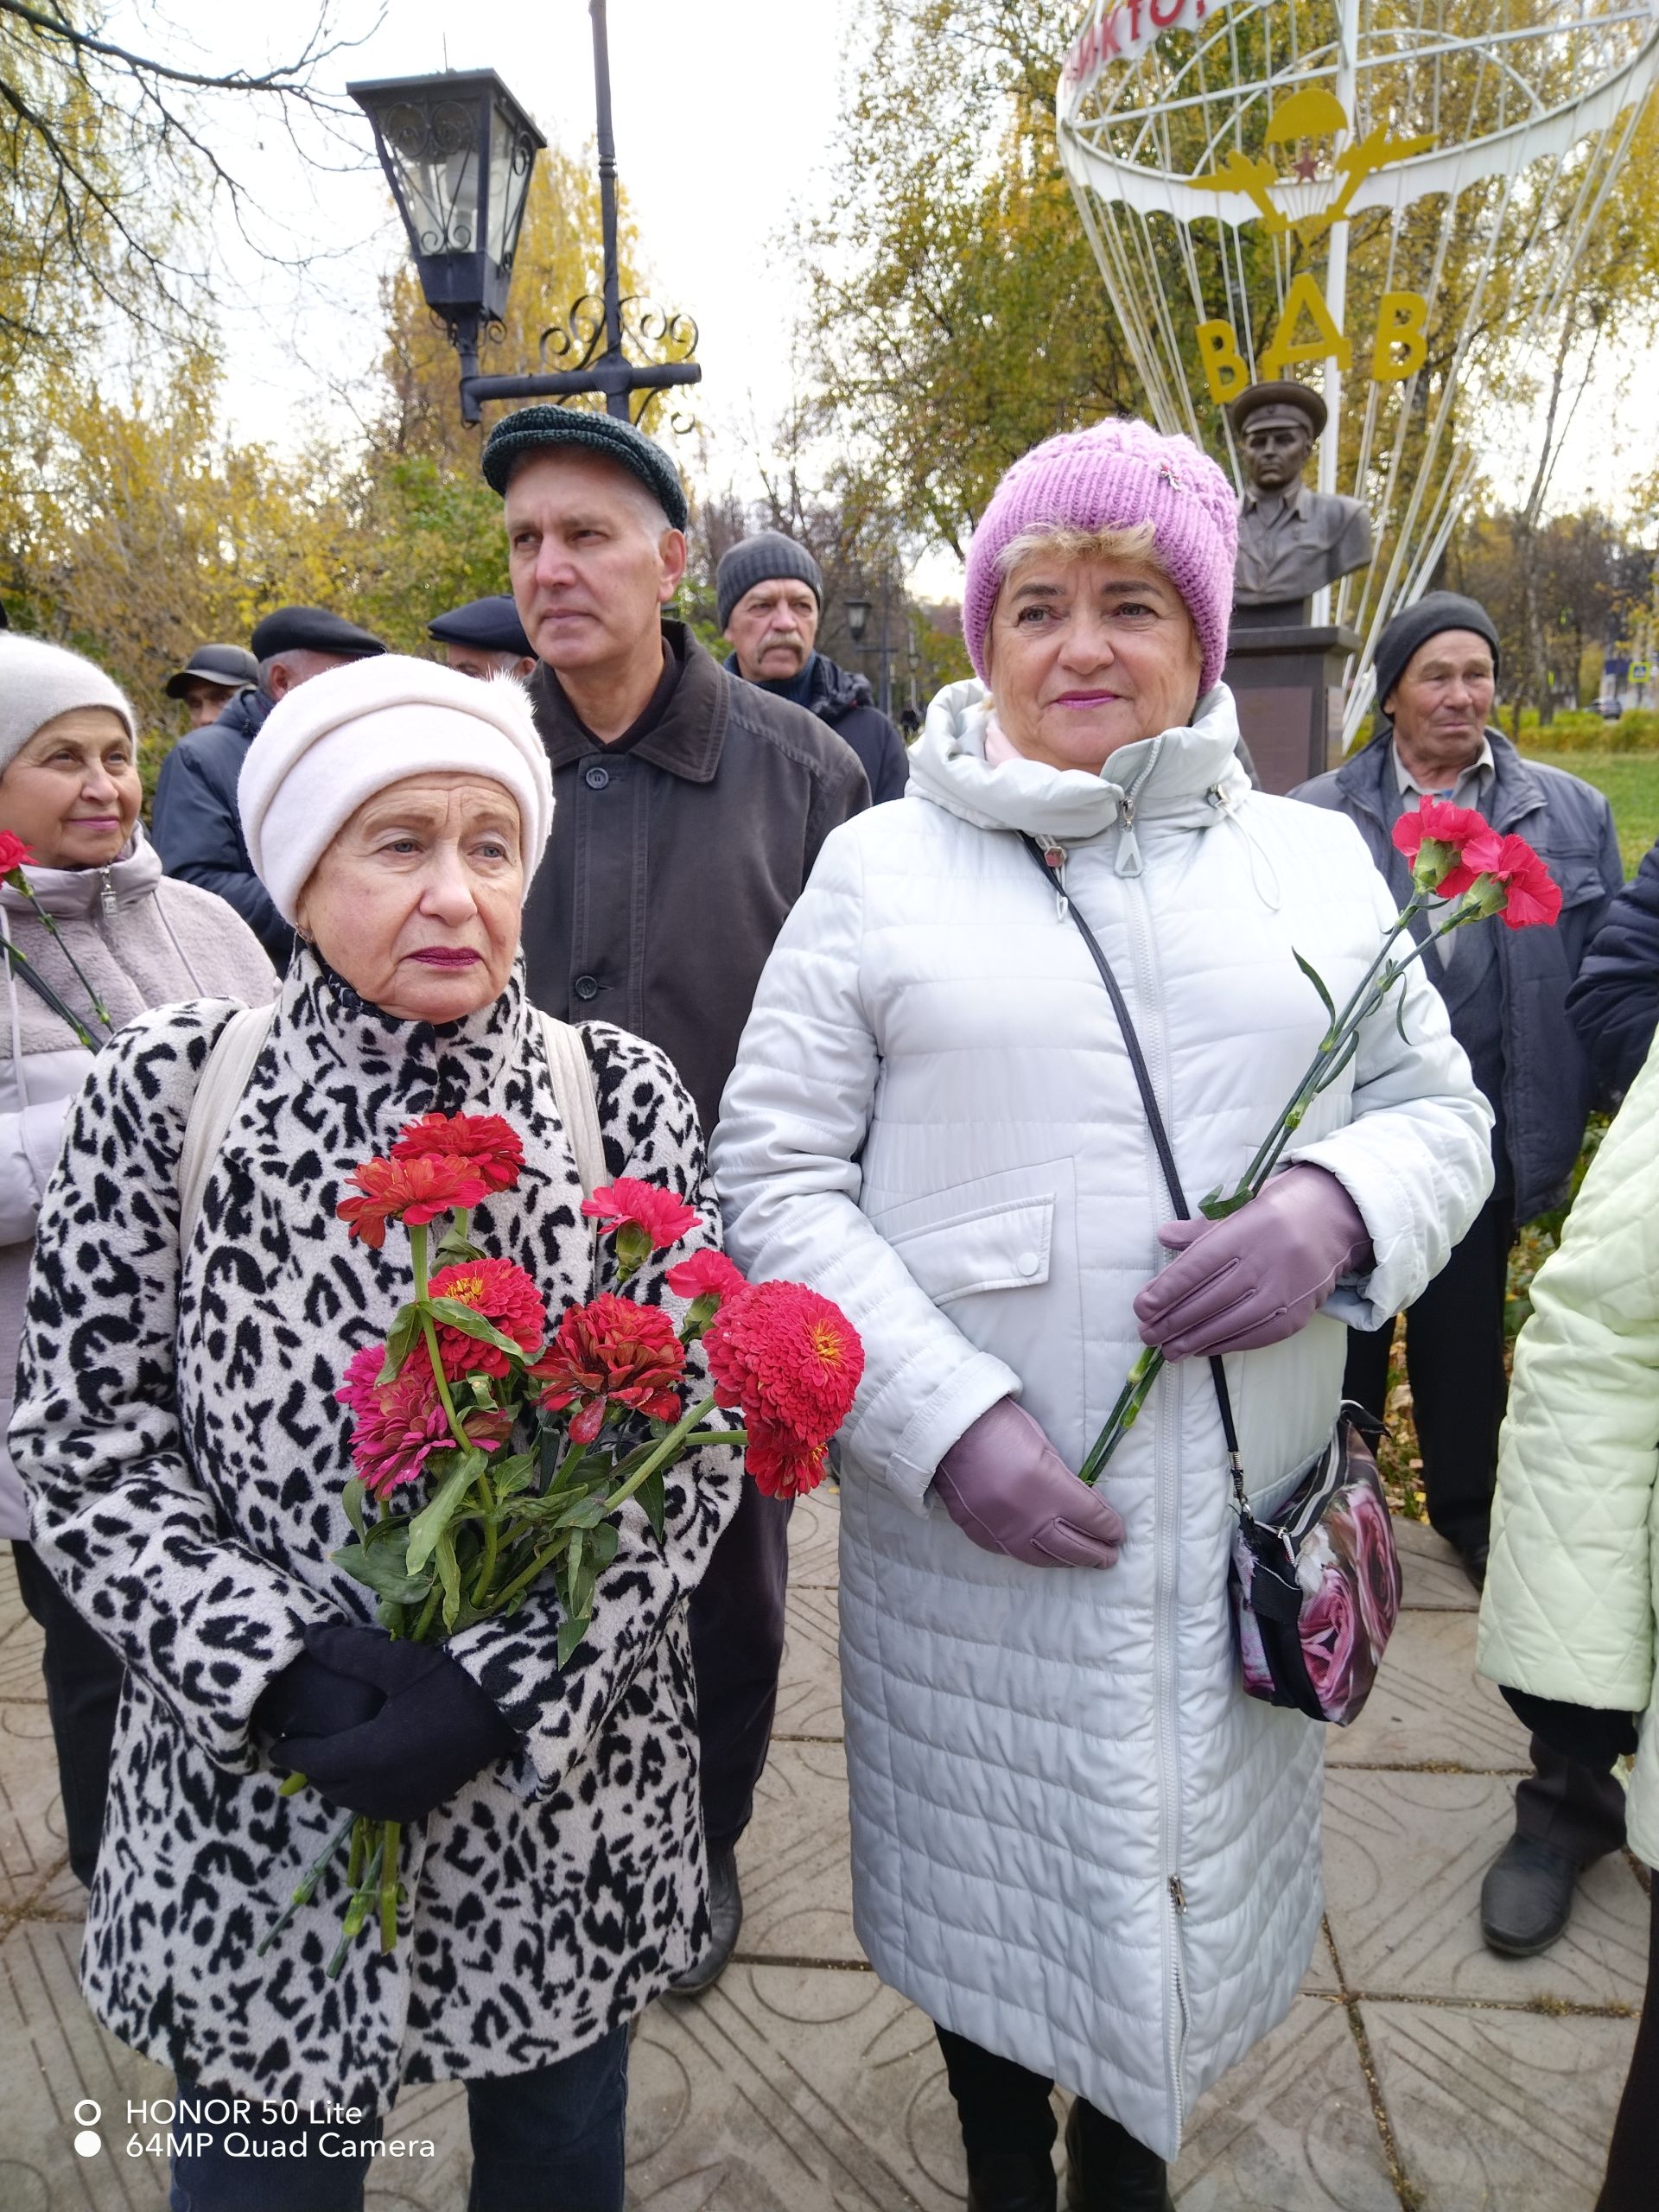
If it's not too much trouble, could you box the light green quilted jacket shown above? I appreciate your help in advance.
[1478,1039,1659,1867]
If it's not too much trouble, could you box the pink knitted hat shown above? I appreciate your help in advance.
[963,416,1238,696]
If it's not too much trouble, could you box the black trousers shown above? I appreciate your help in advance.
[12,1540,123,1888]
[934,2024,1162,2175]
[689,1479,792,1851]
[1344,1194,1516,1556]
[1598,1880,1659,2212]
[1516,1734,1628,1866]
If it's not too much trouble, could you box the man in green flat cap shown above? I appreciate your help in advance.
[482,405,868,1999]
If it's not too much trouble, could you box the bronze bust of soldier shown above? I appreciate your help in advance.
[1230,379,1372,624]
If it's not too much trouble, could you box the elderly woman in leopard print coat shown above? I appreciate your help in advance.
[11,657,742,2211]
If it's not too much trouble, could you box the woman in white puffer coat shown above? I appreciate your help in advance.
[712,418,1493,2212]
[0,636,274,1888]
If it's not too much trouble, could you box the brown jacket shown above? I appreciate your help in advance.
[522,623,869,1133]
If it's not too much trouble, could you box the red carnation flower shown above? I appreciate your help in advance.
[336,1343,509,1499]
[532,1292,688,1445]
[392,1111,524,1193]
[583,1176,701,1280]
[745,1412,830,1500]
[584,1177,700,1249]
[702,1280,863,1447]
[428,1255,548,1377]
[1488,834,1562,930]
[337,1154,491,1248]
[1391,798,1503,897]
[0,832,34,879]
[664,1249,747,1305]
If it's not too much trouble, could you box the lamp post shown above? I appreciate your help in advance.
[350,1,701,428]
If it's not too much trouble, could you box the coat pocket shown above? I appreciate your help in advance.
[885,1192,1055,1306]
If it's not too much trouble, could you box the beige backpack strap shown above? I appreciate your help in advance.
[178,1004,276,1249]
[538,1012,605,1202]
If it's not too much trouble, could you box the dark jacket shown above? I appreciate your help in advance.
[1294,728,1622,1221]
[804,655,910,804]
[1566,837,1659,1103]
[150,689,291,965]
[523,623,869,1134]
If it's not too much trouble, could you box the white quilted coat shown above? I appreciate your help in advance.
[1478,1032,1659,1870]
[713,681,1493,2158]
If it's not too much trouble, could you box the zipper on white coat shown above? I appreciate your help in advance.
[97,868,116,925]
[1119,860,1191,2143]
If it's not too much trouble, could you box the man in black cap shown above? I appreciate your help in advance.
[1296,594,1626,1963]
[164,644,260,729]
[153,606,385,963]
[483,403,868,1997]
[428,594,537,683]
[717,531,909,804]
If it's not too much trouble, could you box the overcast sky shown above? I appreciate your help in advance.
[107,0,1657,594]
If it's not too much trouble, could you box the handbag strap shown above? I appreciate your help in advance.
[537,1011,605,1201]
[1020,837,1247,1501]
[178,1003,277,1249]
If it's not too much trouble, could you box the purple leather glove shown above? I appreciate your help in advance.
[933,1397,1125,1569]
[1133,1165,1375,1362]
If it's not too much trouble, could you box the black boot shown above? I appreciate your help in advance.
[1064,2100,1173,2212]
[968,2153,1058,2212]
[668,1842,743,1993]
[1480,1834,1579,1957]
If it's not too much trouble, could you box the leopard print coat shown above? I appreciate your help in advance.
[11,950,742,2110]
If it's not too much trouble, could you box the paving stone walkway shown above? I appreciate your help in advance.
[0,1499,1645,2209]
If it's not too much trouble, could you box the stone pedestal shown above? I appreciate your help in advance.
[1224,621,1360,795]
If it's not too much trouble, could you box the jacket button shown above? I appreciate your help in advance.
[583,763,610,790]
[1017,1250,1040,1276]
[574,975,600,1001]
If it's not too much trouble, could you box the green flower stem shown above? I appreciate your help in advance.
[0,939,95,1048]
[20,883,111,1027]
[408,1223,473,1453]
[411,1580,443,1643]
[327,1827,387,1978]
[347,1816,367,1888]
[378,1821,401,1952]
[470,1470,499,1606]
[256,1811,358,1956]
[489,1399,743,1617]
[1078,1347,1162,1487]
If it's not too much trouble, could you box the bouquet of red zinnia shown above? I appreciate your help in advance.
[259,1123,861,1974]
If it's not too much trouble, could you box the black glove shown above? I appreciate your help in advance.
[253,1644,385,1745]
[1500,1687,1639,1770]
[270,1621,519,1823]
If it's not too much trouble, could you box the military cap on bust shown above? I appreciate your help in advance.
[249,607,387,662]
[164,643,260,699]
[479,405,688,532]
[1227,379,1328,439]
[427,594,533,658]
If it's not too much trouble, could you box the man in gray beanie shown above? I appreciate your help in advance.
[483,404,869,1999]
[718,531,909,804]
[1296,591,1627,1966]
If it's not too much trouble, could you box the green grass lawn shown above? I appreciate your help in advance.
[1523,750,1659,874]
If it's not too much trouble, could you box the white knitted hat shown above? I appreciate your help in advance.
[238,654,553,925]
[0,636,136,770]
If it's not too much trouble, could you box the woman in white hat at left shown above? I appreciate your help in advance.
[11,654,742,2211]
[0,634,274,1898]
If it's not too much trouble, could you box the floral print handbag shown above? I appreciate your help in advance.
[1228,1409,1402,1726]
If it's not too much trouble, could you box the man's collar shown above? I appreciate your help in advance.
[1392,731,1496,798]
[1243,478,1309,518]
[530,621,728,783]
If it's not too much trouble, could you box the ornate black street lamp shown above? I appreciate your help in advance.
[350,1,700,427]
[843,597,872,644]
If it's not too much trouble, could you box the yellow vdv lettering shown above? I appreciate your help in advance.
[1196,318,1249,402]
[1259,272,1352,378]
[1371,291,1428,382]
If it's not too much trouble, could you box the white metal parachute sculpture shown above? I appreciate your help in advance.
[1057,0,1659,734]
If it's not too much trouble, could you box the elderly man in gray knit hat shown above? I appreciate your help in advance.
[1296,592,1629,1967]
[482,404,869,1998]
[718,531,909,804]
